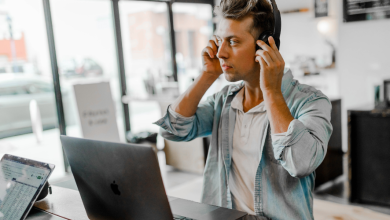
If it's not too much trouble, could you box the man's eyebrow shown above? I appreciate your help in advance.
[215,35,241,39]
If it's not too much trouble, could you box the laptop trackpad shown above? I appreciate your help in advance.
[170,199,219,219]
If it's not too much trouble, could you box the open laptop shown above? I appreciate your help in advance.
[0,154,55,220]
[60,135,247,220]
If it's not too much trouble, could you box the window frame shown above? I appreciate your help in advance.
[41,0,214,172]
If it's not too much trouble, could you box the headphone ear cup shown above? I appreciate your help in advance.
[257,31,272,50]
[273,37,281,50]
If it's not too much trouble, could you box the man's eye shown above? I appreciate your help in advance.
[230,40,237,45]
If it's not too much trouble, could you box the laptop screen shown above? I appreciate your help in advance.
[0,154,55,220]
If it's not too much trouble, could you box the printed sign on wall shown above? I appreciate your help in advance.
[315,0,328,18]
[73,82,120,142]
[344,0,390,22]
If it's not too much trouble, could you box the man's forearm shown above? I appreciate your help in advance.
[171,72,219,117]
[263,90,294,134]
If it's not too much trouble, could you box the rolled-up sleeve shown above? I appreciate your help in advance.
[153,94,216,142]
[271,97,333,178]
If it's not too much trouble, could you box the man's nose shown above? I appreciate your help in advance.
[216,41,228,59]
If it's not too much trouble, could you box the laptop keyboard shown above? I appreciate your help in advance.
[173,214,194,220]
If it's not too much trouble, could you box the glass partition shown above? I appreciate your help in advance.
[172,3,230,99]
[119,1,173,133]
[172,3,214,94]
[50,0,125,140]
[0,0,65,180]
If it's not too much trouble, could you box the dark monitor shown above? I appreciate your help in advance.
[348,110,390,206]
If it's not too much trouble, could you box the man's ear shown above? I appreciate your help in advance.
[251,28,263,51]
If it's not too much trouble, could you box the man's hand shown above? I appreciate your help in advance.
[255,36,292,134]
[255,36,285,93]
[201,35,223,78]
[171,36,223,117]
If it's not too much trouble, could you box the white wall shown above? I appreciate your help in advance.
[336,1,390,150]
[280,12,335,66]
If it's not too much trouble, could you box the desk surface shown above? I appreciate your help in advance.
[31,186,253,220]
[26,208,65,220]
[33,186,88,220]
[30,186,390,220]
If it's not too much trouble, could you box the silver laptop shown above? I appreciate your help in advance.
[60,135,247,220]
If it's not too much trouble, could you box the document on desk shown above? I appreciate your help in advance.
[0,155,54,220]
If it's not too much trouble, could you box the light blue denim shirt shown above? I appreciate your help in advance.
[154,69,333,220]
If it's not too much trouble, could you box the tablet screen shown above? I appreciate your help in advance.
[0,154,55,220]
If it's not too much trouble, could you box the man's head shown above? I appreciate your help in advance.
[214,0,274,82]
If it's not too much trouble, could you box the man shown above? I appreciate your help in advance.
[154,0,332,219]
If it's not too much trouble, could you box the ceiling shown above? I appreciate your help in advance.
[273,0,313,12]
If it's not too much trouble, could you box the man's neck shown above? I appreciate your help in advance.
[242,81,264,113]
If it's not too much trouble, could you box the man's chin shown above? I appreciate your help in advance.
[223,72,240,82]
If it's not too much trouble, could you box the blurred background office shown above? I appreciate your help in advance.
[0,0,390,218]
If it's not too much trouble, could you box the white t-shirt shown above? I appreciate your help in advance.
[229,88,285,215]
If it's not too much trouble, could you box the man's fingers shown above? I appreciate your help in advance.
[207,39,218,54]
[268,36,278,51]
[211,35,220,48]
[207,40,218,52]
[202,46,215,59]
[212,35,219,45]
[256,50,273,66]
[203,35,221,59]
[256,40,272,51]
[256,40,278,62]
[207,39,218,51]
[268,37,284,61]
[257,56,267,69]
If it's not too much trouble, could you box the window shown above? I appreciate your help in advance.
[0,0,216,178]
[119,1,174,133]
[172,2,229,99]
[50,0,125,140]
[0,0,65,180]
[172,3,214,93]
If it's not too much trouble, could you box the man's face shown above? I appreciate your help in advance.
[215,16,260,82]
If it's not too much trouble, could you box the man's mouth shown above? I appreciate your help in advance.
[222,64,232,70]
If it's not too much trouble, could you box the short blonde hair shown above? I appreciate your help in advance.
[214,0,274,39]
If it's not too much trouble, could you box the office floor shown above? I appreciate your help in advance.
[314,175,390,216]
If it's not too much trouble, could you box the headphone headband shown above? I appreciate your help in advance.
[270,0,281,42]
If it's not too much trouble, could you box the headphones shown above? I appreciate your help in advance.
[257,0,282,50]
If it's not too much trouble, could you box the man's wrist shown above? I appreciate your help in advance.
[200,71,220,85]
[263,89,283,100]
